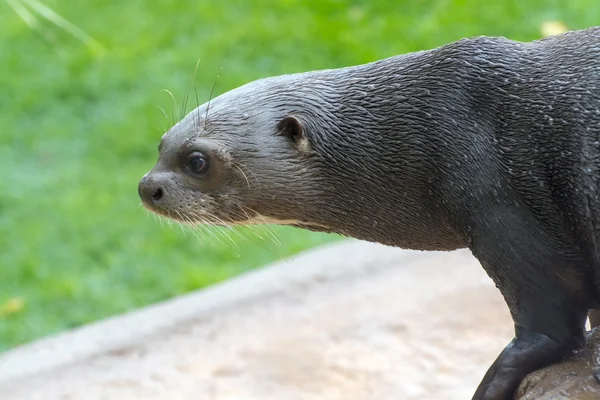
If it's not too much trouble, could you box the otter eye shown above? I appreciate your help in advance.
[186,152,208,174]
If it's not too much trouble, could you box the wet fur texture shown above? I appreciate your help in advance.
[139,26,600,399]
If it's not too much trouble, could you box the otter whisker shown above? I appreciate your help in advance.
[236,204,254,223]
[227,206,285,253]
[232,160,261,189]
[154,108,169,134]
[140,204,165,229]
[232,162,252,190]
[233,224,282,254]
[203,212,241,251]
[194,219,213,244]
[224,218,263,244]
[180,212,195,228]
[140,205,169,230]
[204,68,222,131]
[181,58,202,121]
[181,89,188,123]
[188,226,205,243]
[203,225,226,248]
[189,211,230,249]
[160,88,177,126]
[194,86,201,133]
[186,211,216,245]
[233,205,283,248]
[239,205,283,246]
[210,224,239,252]
[159,215,175,233]
[182,213,208,243]
[217,227,240,254]
[235,205,267,240]
[256,221,282,247]
[155,105,169,121]
[154,213,164,229]
[259,224,283,247]
[174,210,191,237]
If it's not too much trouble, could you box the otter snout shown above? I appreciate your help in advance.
[138,173,165,208]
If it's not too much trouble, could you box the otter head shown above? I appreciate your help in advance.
[138,77,332,231]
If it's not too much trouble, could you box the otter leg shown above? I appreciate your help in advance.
[467,216,587,399]
[469,267,587,400]
[589,309,600,382]
[472,323,585,400]
[589,308,600,329]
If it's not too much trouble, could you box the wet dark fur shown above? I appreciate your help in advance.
[139,26,600,399]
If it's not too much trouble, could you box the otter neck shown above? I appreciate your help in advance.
[286,56,472,250]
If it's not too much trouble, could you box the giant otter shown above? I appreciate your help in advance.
[138,26,600,399]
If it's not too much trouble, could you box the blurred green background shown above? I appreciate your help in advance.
[0,0,597,352]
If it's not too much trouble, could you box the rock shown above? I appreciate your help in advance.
[516,328,600,400]
[0,240,535,399]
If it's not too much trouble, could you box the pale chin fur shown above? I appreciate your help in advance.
[230,215,300,226]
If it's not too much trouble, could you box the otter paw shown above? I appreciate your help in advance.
[473,373,522,400]
[592,366,600,384]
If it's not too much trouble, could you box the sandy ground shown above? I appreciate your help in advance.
[0,240,514,400]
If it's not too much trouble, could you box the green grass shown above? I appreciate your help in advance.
[0,0,597,352]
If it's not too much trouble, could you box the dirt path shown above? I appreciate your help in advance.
[0,241,514,400]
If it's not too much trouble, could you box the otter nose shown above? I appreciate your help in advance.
[138,173,164,205]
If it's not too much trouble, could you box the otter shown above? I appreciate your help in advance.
[138,26,600,399]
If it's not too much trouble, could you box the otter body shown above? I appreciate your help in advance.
[139,26,600,399]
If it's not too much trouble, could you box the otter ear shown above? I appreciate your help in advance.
[276,115,308,147]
